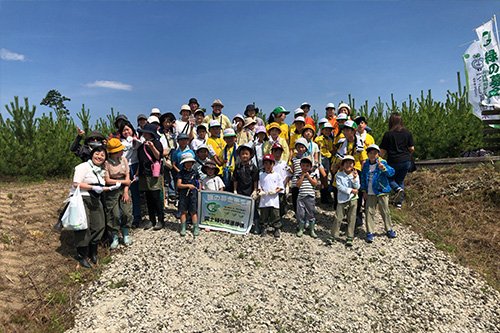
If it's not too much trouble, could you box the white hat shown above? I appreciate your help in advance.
[209,120,221,129]
[343,120,357,129]
[325,103,335,110]
[211,99,224,107]
[196,144,209,152]
[233,113,244,122]
[293,116,306,123]
[180,153,196,165]
[300,102,311,108]
[366,144,380,152]
[318,117,329,124]
[337,113,349,121]
[223,128,236,137]
[322,122,334,129]
[338,103,351,113]
[150,107,161,115]
[295,137,308,148]
[180,104,191,112]
[341,155,355,163]
[294,108,305,116]
[147,115,160,124]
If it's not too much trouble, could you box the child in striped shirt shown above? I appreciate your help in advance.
[290,138,309,213]
[296,156,318,238]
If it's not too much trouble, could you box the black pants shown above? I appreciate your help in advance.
[291,187,299,213]
[145,190,164,225]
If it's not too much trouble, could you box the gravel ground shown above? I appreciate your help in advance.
[68,206,499,333]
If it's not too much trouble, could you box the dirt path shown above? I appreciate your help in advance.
[68,207,500,333]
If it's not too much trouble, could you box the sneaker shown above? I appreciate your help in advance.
[345,237,353,247]
[110,235,119,250]
[386,230,397,239]
[395,203,402,209]
[273,228,281,238]
[394,188,404,201]
[366,232,374,243]
[123,235,132,246]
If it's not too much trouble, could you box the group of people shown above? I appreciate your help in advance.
[68,97,415,268]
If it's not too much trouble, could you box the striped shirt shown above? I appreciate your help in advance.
[290,155,304,188]
[298,173,317,198]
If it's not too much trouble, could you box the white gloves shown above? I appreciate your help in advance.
[91,186,103,194]
[108,182,122,191]
[267,190,276,196]
[233,189,238,194]
[251,191,258,200]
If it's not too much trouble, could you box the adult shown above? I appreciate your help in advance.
[188,97,200,113]
[136,114,148,133]
[266,106,290,143]
[300,102,317,130]
[203,99,232,130]
[175,104,195,140]
[70,130,106,162]
[325,103,340,137]
[137,123,164,229]
[379,113,415,209]
[243,104,265,127]
[72,146,113,268]
[337,103,352,118]
[150,107,161,117]
[193,108,205,127]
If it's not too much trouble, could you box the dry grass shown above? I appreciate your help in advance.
[399,163,500,290]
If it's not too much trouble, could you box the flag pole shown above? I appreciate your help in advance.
[494,15,500,52]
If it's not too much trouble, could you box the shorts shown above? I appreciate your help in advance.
[178,191,198,214]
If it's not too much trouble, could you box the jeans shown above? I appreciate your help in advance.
[129,163,141,223]
[388,160,411,204]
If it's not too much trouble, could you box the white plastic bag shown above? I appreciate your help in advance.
[61,186,88,231]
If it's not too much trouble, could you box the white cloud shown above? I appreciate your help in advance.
[0,48,26,61]
[439,79,446,84]
[85,80,132,91]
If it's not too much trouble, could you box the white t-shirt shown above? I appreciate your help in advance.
[273,160,291,189]
[368,163,377,195]
[202,176,225,191]
[175,120,195,137]
[72,161,106,196]
[121,137,139,165]
[258,171,283,209]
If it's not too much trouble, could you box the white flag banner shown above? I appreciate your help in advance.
[463,40,490,119]
[474,19,500,111]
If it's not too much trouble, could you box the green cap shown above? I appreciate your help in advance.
[272,106,290,116]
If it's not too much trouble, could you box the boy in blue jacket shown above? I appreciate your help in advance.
[360,144,397,243]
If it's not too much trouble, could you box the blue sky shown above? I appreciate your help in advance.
[1,0,499,126]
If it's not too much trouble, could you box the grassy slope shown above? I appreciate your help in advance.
[395,163,500,290]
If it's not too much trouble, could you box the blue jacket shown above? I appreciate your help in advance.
[360,159,395,196]
[335,171,360,204]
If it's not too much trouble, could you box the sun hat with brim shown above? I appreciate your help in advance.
[196,144,209,153]
[159,112,176,124]
[223,128,237,137]
[211,99,224,107]
[233,114,245,122]
[209,120,222,129]
[321,122,334,129]
[341,155,355,164]
[137,123,160,140]
[366,144,380,153]
[318,117,329,125]
[151,107,161,115]
[300,156,313,165]
[271,142,284,151]
[244,104,257,116]
[236,143,255,157]
[325,103,336,110]
[137,114,148,121]
[301,124,315,134]
[272,106,290,116]
[177,133,190,141]
[107,138,125,154]
[114,114,128,126]
[196,123,207,132]
[294,108,305,116]
[85,130,106,142]
[147,115,160,124]
[262,154,275,163]
[343,120,357,130]
[188,98,199,105]
[354,116,367,125]
[337,113,349,121]
[179,104,191,114]
[294,116,306,123]
[201,160,218,174]
[180,154,196,165]
[300,102,311,109]
[243,117,257,128]
[295,138,308,148]
[254,125,268,139]
[338,103,351,114]
[267,122,282,133]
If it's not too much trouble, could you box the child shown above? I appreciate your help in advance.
[296,156,318,238]
[264,122,289,162]
[190,124,209,152]
[238,117,256,145]
[258,154,283,238]
[301,124,320,170]
[233,143,260,233]
[253,126,268,171]
[315,122,335,204]
[176,154,201,237]
[193,108,205,127]
[289,116,305,161]
[290,138,309,213]
[354,116,375,149]
[360,144,397,242]
[271,143,291,219]
[243,104,265,127]
[266,106,290,143]
[218,128,238,192]
[201,160,225,191]
[194,144,210,181]
[206,120,226,175]
[330,155,360,247]
[172,133,195,173]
